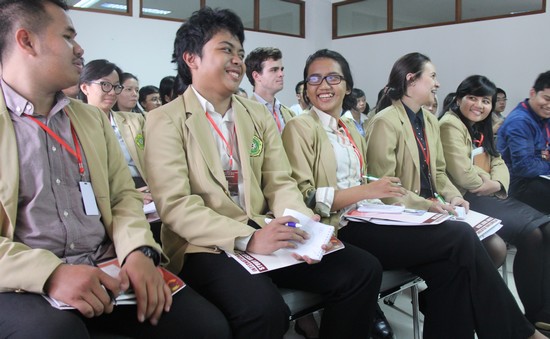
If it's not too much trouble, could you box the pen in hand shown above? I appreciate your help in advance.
[433,192,455,216]
[363,175,402,186]
[264,218,303,228]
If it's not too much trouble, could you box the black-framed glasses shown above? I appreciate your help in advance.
[91,81,124,94]
[306,74,345,86]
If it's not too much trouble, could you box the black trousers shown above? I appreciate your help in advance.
[510,177,550,214]
[338,220,535,339]
[0,286,230,339]
[180,243,381,339]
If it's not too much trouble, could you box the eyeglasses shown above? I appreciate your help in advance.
[91,81,124,94]
[306,74,345,86]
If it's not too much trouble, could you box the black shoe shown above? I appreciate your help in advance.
[371,314,394,339]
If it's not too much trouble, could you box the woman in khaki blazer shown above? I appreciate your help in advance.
[440,75,550,331]
[282,49,543,339]
[79,59,151,203]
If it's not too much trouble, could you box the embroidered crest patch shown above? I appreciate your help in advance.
[250,135,263,157]
[135,133,145,150]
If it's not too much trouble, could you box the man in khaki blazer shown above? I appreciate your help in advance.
[244,47,295,133]
[0,1,230,337]
[365,100,463,211]
[144,7,380,339]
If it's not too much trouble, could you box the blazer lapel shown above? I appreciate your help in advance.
[307,110,337,188]
[397,103,422,175]
[182,90,227,187]
[232,97,255,213]
[114,113,145,178]
[0,90,19,237]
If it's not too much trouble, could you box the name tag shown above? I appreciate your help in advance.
[79,181,99,216]
[471,147,484,162]
[224,169,239,197]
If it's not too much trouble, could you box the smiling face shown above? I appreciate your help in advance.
[184,30,245,104]
[528,88,550,119]
[458,94,492,124]
[407,62,440,108]
[80,70,120,113]
[117,77,139,111]
[305,57,349,119]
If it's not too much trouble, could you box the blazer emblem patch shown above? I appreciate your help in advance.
[135,133,145,150]
[250,135,263,157]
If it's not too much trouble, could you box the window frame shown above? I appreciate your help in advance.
[68,0,132,16]
[138,0,305,38]
[333,0,546,39]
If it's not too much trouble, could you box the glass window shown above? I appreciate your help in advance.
[206,0,255,29]
[461,0,544,20]
[140,0,200,21]
[259,0,304,37]
[335,0,387,37]
[334,0,545,38]
[393,0,455,29]
[68,0,130,15]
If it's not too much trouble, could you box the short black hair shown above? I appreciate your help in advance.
[533,71,550,93]
[159,75,175,104]
[496,87,506,98]
[295,80,305,94]
[0,0,68,62]
[172,7,244,86]
[244,47,282,87]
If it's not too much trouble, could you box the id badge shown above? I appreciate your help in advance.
[471,146,484,161]
[542,150,550,161]
[224,170,239,197]
[79,181,99,215]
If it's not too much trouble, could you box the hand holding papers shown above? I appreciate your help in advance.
[228,209,344,274]
[43,258,185,310]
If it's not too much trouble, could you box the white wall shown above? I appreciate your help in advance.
[69,0,549,112]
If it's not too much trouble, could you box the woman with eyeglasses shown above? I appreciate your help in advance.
[139,85,162,112]
[282,49,545,338]
[114,72,144,114]
[439,75,550,331]
[79,59,151,204]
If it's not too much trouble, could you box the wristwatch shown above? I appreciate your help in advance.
[133,246,160,266]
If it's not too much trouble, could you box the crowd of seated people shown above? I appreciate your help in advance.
[3,1,550,339]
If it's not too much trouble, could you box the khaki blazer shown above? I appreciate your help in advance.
[144,88,312,274]
[113,111,147,181]
[281,109,365,228]
[439,111,509,198]
[365,101,462,210]
[250,94,295,125]
[0,90,160,293]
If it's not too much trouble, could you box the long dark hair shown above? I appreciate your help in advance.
[449,75,499,157]
[376,52,431,113]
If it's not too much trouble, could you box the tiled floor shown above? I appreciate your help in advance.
[284,247,523,339]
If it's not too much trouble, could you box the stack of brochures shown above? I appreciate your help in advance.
[228,209,344,274]
[345,207,502,240]
[43,258,186,310]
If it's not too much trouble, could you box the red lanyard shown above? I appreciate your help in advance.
[272,107,282,133]
[205,111,234,168]
[473,133,484,148]
[24,110,84,177]
[412,127,431,168]
[338,120,364,175]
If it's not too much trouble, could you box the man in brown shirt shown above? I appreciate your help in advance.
[0,1,229,337]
